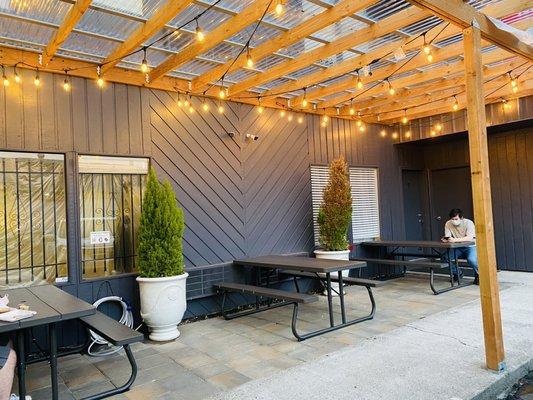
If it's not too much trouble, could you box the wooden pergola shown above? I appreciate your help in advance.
[0,0,532,372]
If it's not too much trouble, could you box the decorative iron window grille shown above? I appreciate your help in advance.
[0,152,67,287]
[78,156,148,279]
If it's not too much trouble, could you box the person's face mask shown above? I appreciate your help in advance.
[452,219,462,226]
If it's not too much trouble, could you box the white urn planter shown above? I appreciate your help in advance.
[315,249,350,295]
[137,272,188,342]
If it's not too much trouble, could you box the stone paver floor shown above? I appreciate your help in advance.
[22,274,506,400]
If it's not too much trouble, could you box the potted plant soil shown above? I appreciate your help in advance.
[315,156,352,293]
[136,167,188,341]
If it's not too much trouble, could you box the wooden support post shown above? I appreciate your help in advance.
[463,22,505,372]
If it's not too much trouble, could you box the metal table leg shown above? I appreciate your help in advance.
[338,271,346,324]
[16,330,26,400]
[49,323,59,400]
[326,273,334,327]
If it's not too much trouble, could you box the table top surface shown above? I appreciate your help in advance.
[234,255,367,273]
[0,285,95,333]
[362,240,475,249]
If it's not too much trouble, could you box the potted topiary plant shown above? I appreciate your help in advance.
[315,156,352,292]
[136,167,188,341]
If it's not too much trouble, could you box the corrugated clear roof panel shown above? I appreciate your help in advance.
[401,16,442,36]
[287,65,322,79]
[224,68,258,83]
[0,16,52,45]
[262,1,326,29]
[354,33,400,53]
[92,0,168,19]
[202,42,242,64]
[276,39,322,58]
[317,51,356,68]
[56,49,102,64]
[151,30,194,53]
[434,33,462,48]
[122,47,168,67]
[169,5,230,31]
[0,0,70,25]
[77,9,140,40]
[0,37,41,53]
[313,17,368,42]
[62,32,116,58]
[200,0,255,13]
[254,54,286,70]
[361,0,411,21]
[258,77,291,90]
[177,59,219,76]
[230,25,280,47]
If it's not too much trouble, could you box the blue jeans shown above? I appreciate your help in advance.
[443,246,478,275]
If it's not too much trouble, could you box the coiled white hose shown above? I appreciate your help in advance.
[87,296,134,357]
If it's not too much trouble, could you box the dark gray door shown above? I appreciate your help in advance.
[402,170,427,241]
[429,167,473,240]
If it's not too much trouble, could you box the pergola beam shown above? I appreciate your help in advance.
[40,0,92,66]
[101,0,195,74]
[149,0,285,83]
[191,0,375,91]
[406,0,533,61]
[228,6,430,96]
[463,22,505,372]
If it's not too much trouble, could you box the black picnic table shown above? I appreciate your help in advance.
[231,255,374,340]
[360,240,476,294]
[0,285,95,400]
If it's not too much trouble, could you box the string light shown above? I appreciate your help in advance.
[380,129,387,137]
[218,87,226,99]
[512,85,518,94]
[302,89,308,108]
[321,120,327,127]
[184,96,190,107]
[97,76,104,87]
[177,93,183,107]
[430,130,436,137]
[140,48,149,73]
[62,71,70,91]
[14,67,20,83]
[202,100,209,112]
[405,130,411,139]
[297,116,304,124]
[349,107,355,116]
[387,80,395,95]
[287,114,293,122]
[509,73,517,87]
[2,67,8,87]
[195,19,205,42]
[275,0,283,16]
[246,47,253,68]
[218,104,225,114]
[391,132,398,140]
[452,95,459,111]
[423,34,431,55]
[280,110,286,117]
[435,123,442,131]
[426,53,433,63]
[34,70,40,87]
[402,109,408,124]
[501,98,512,111]
[257,98,263,114]
[356,71,363,90]
[188,104,195,113]
[359,125,365,132]
[322,115,328,123]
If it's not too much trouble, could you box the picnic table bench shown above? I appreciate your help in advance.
[215,255,384,341]
[359,240,476,294]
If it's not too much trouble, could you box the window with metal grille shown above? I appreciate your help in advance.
[0,152,67,287]
[310,165,381,246]
[79,156,148,279]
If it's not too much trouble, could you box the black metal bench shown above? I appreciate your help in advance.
[351,257,474,295]
[215,282,323,341]
[280,270,385,287]
[79,311,144,400]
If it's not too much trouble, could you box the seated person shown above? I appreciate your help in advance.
[441,208,479,285]
[0,336,16,400]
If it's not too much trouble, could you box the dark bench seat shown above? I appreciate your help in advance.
[279,270,386,287]
[351,257,448,269]
[79,311,143,400]
[214,282,318,304]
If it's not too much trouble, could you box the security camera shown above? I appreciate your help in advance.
[246,134,259,141]
[227,131,236,138]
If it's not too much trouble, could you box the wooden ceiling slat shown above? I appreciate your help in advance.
[191,0,375,91]
[149,0,285,83]
[40,0,92,66]
[227,6,431,96]
[101,0,195,74]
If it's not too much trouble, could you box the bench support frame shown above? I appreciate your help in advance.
[219,271,376,341]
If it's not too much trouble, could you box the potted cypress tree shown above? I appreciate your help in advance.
[136,167,188,341]
[315,157,352,292]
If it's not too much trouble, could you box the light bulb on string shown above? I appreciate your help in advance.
[297,116,303,124]
[140,48,149,73]
[2,67,8,87]
[280,110,286,118]
[275,0,283,16]
[188,104,195,113]
[302,89,308,108]
[387,80,395,95]
[426,53,433,63]
[349,107,355,116]
[380,130,387,138]
[218,104,225,114]
[509,73,517,88]
[512,85,518,93]
[184,97,190,107]
[356,70,364,90]
[34,70,40,87]
[218,87,226,99]
[177,93,183,107]
[322,115,328,123]
[435,123,442,132]
[452,95,459,111]
[14,67,20,83]
[402,110,408,125]
[430,130,436,137]
[202,100,209,112]
[257,98,263,114]
[405,131,411,139]
[391,132,398,140]
[423,34,431,55]
[359,125,365,133]
[246,47,253,68]
[195,19,205,42]
[287,114,293,122]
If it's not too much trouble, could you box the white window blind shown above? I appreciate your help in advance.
[310,165,329,246]
[310,165,381,246]
[349,167,380,242]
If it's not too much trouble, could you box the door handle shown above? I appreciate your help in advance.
[435,216,442,221]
